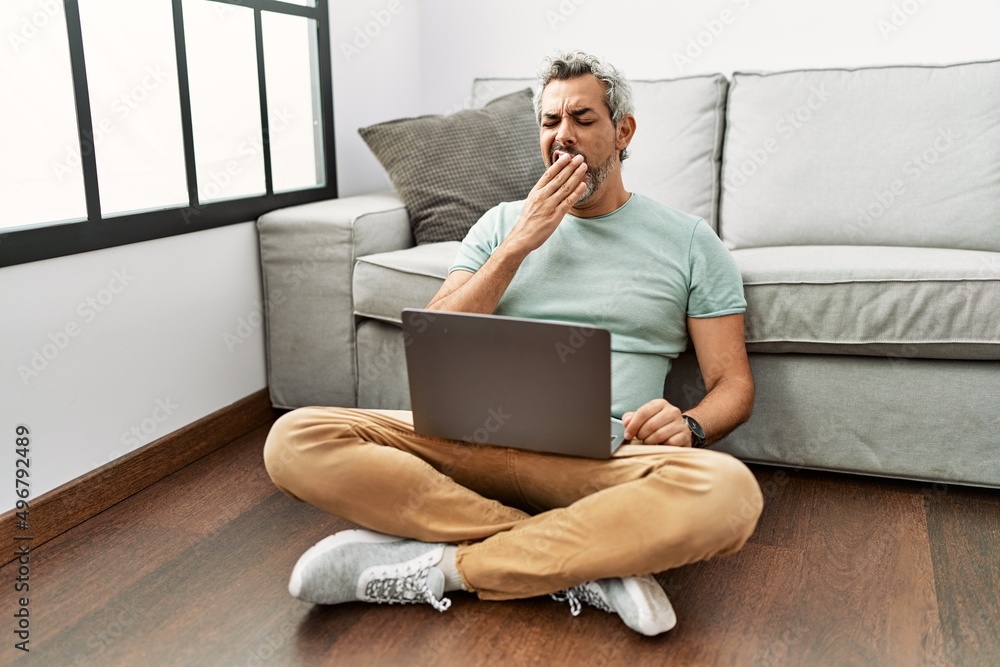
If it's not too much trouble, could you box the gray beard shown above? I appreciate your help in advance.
[577,153,617,205]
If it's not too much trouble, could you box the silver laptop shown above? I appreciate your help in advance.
[401,308,626,458]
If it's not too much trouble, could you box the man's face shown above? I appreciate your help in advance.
[539,74,620,203]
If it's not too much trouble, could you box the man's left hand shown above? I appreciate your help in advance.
[621,398,693,447]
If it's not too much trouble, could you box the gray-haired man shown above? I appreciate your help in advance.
[264,51,762,636]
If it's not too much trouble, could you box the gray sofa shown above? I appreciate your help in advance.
[258,59,1000,488]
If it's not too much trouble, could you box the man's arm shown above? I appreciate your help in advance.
[425,246,528,314]
[426,153,588,313]
[622,313,753,446]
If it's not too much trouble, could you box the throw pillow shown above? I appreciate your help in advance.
[359,88,544,244]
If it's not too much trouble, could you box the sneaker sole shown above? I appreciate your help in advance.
[289,529,404,600]
[623,575,677,635]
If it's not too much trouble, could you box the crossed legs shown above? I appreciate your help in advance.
[263,406,763,600]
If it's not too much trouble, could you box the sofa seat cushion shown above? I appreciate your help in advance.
[735,245,1000,360]
[353,242,460,323]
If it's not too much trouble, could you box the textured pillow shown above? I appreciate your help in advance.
[359,89,544,244]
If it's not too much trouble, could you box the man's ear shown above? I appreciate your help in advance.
[616,114,636,152]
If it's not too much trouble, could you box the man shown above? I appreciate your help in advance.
[264,51,762,637]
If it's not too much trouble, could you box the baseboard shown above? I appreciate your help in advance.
[0,389,277,567]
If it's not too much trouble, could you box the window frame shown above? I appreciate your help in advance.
[0,0,336,268]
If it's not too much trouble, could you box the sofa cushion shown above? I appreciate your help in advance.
[735,246,1000,360]
[473,75,729,231]
[359,89,544,245]
[353,242,460,323]
[720,59,1000,252]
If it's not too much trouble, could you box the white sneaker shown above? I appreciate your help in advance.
[289,529,451,612]
[551,574,677,636]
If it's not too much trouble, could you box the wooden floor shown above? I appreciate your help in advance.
[4,419,998,667]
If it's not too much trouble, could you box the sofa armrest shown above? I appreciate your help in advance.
[257,191,413,408]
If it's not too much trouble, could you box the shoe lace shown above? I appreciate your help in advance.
[551,583,612,617]
[364,567,452,613]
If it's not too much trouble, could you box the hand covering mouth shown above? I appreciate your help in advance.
[552,148,583,164]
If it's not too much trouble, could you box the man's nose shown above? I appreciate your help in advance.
[555,119,576,146]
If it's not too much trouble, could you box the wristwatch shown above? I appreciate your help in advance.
[683,415,707,448]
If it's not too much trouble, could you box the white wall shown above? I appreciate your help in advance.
[331,0,422,196]
[337,0,1000,189]
[416,0,1000,110]
[0,223,266,512]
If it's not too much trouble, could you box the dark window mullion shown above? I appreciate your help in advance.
[255,9,273,196]
[62,0,102,223]
[171,0,199,208]
[316,0,337,192]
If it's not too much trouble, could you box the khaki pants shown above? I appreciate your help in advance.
[263,407,763,601]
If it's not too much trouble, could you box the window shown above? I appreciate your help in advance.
[262,11,324,193]
[1,0,86,230]
[0,0,336,267]
[78,0,189,216]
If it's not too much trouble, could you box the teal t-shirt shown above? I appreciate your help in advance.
[450,193,746,417]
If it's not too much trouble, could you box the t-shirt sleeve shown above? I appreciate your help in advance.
[687,219,747,318]
[449,204,504,274]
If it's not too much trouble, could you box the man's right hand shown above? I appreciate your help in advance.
[506,153,588,253]
[425,154,586,315]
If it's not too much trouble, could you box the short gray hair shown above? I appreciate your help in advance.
[533,51,635,161]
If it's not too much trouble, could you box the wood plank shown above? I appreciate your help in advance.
[8,423,279,644]
[0,389,275,566]
[7,491,352,666]
[924,483,1000,667]
[778,472,943,666]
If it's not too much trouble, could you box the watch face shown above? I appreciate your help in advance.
[685,416,706,444]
